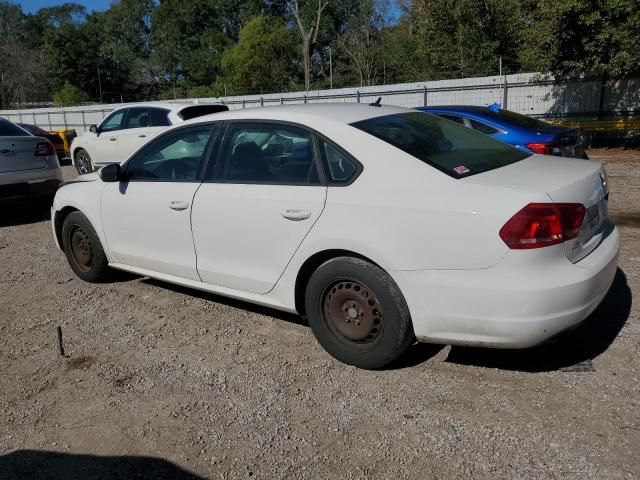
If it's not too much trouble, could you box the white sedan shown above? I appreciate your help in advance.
[52,104,619,369]
[71,102,228,174]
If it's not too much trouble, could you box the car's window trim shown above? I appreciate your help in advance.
[121,122,222,184]
[313,131,363,186]
[205,119,326,187]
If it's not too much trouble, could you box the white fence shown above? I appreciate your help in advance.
[1,72,638,134]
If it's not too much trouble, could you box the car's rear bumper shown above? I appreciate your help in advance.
[0,167,63,199]
[391,223,620,348]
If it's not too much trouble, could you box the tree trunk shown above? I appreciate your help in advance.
[303,39,311,91]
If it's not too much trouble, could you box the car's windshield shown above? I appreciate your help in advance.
[351,112,529,178]
[0,119,30,137]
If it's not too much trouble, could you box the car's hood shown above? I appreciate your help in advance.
[61,172,100,186]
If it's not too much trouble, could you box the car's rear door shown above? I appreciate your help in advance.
[191,121,327,294]
[101,123,219,280]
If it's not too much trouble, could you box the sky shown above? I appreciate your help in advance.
[13,0,404,21]
[12,0,112,14]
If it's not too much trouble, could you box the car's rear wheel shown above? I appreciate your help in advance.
[305,257,414,369]
[62,211,113,282]
[75,148,93,175]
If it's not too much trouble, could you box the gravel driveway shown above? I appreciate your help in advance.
[0,149,638,479]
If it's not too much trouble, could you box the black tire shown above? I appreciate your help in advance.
[75,148,93,175]
[304,257,414,369]
[61,211,113,282]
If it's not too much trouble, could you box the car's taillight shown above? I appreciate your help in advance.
[35,142,55,156]
[526,142,553,155]
[499,203,586,249]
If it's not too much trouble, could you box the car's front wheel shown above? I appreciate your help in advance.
[62,211,113,282]
[305,257,414,369]
[75,148,93,175]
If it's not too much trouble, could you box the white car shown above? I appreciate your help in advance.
[52,104,619,369]
[71,102,228,174]
[1,117,63,200]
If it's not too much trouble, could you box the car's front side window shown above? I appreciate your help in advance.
[125,124,217,182]
[212,122,320,185]
[100,110,126,133]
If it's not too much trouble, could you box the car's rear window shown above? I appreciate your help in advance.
[486,109,552,130]
[0,119,29,137]
[351,112,528,178]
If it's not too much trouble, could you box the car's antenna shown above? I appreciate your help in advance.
[369,97,382,107]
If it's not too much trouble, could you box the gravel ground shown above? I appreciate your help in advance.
[0,150,638,479]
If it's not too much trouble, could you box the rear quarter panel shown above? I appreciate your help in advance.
[286,120,548,272]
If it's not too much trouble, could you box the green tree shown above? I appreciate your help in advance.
[519,0,640,78]
[52,80,89,106]
[409,0,523,80]
[0,2,48,108]
[218,16,296,95]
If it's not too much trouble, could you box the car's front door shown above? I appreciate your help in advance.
[191,121,327,294]
[101,123,219,280]
[116,107,156,161]
[93,109,127,165]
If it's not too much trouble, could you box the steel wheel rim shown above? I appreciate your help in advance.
[322,279,383,346]
[77,152,91,174]
[69,225,93,272]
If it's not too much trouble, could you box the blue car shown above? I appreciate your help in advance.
[416,104,587,159]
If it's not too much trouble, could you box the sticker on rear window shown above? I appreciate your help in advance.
[453,165,470,175]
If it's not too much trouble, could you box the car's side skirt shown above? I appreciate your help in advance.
[108,263,299,314]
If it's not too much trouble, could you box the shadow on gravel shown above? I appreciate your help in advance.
[385,342,446,370]
[0,198,51,227]
[143,278,307,327]
[0,450,204,480]
[445,268,632,372]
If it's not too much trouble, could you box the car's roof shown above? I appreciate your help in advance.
[419,105,493,114]
[110,102,223,113]
[184,103,409,126]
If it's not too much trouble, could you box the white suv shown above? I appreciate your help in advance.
[71,102,227,174]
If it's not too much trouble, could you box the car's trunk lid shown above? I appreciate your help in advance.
[0,137,47,173]
[463,154,608,262]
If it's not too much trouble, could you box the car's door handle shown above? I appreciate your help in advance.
[109,137,117,141]
[0,149,12,155]
[138,134,147,138]
[281,209,311,221]
[169,201,190,211]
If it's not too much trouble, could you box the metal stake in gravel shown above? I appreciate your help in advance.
[57,326,65,357]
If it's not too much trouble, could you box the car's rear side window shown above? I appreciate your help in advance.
[0,119,29,137]
[351,112,528,178]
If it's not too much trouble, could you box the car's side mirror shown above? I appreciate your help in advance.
[100,163,121,182]
[89,125,98,134]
